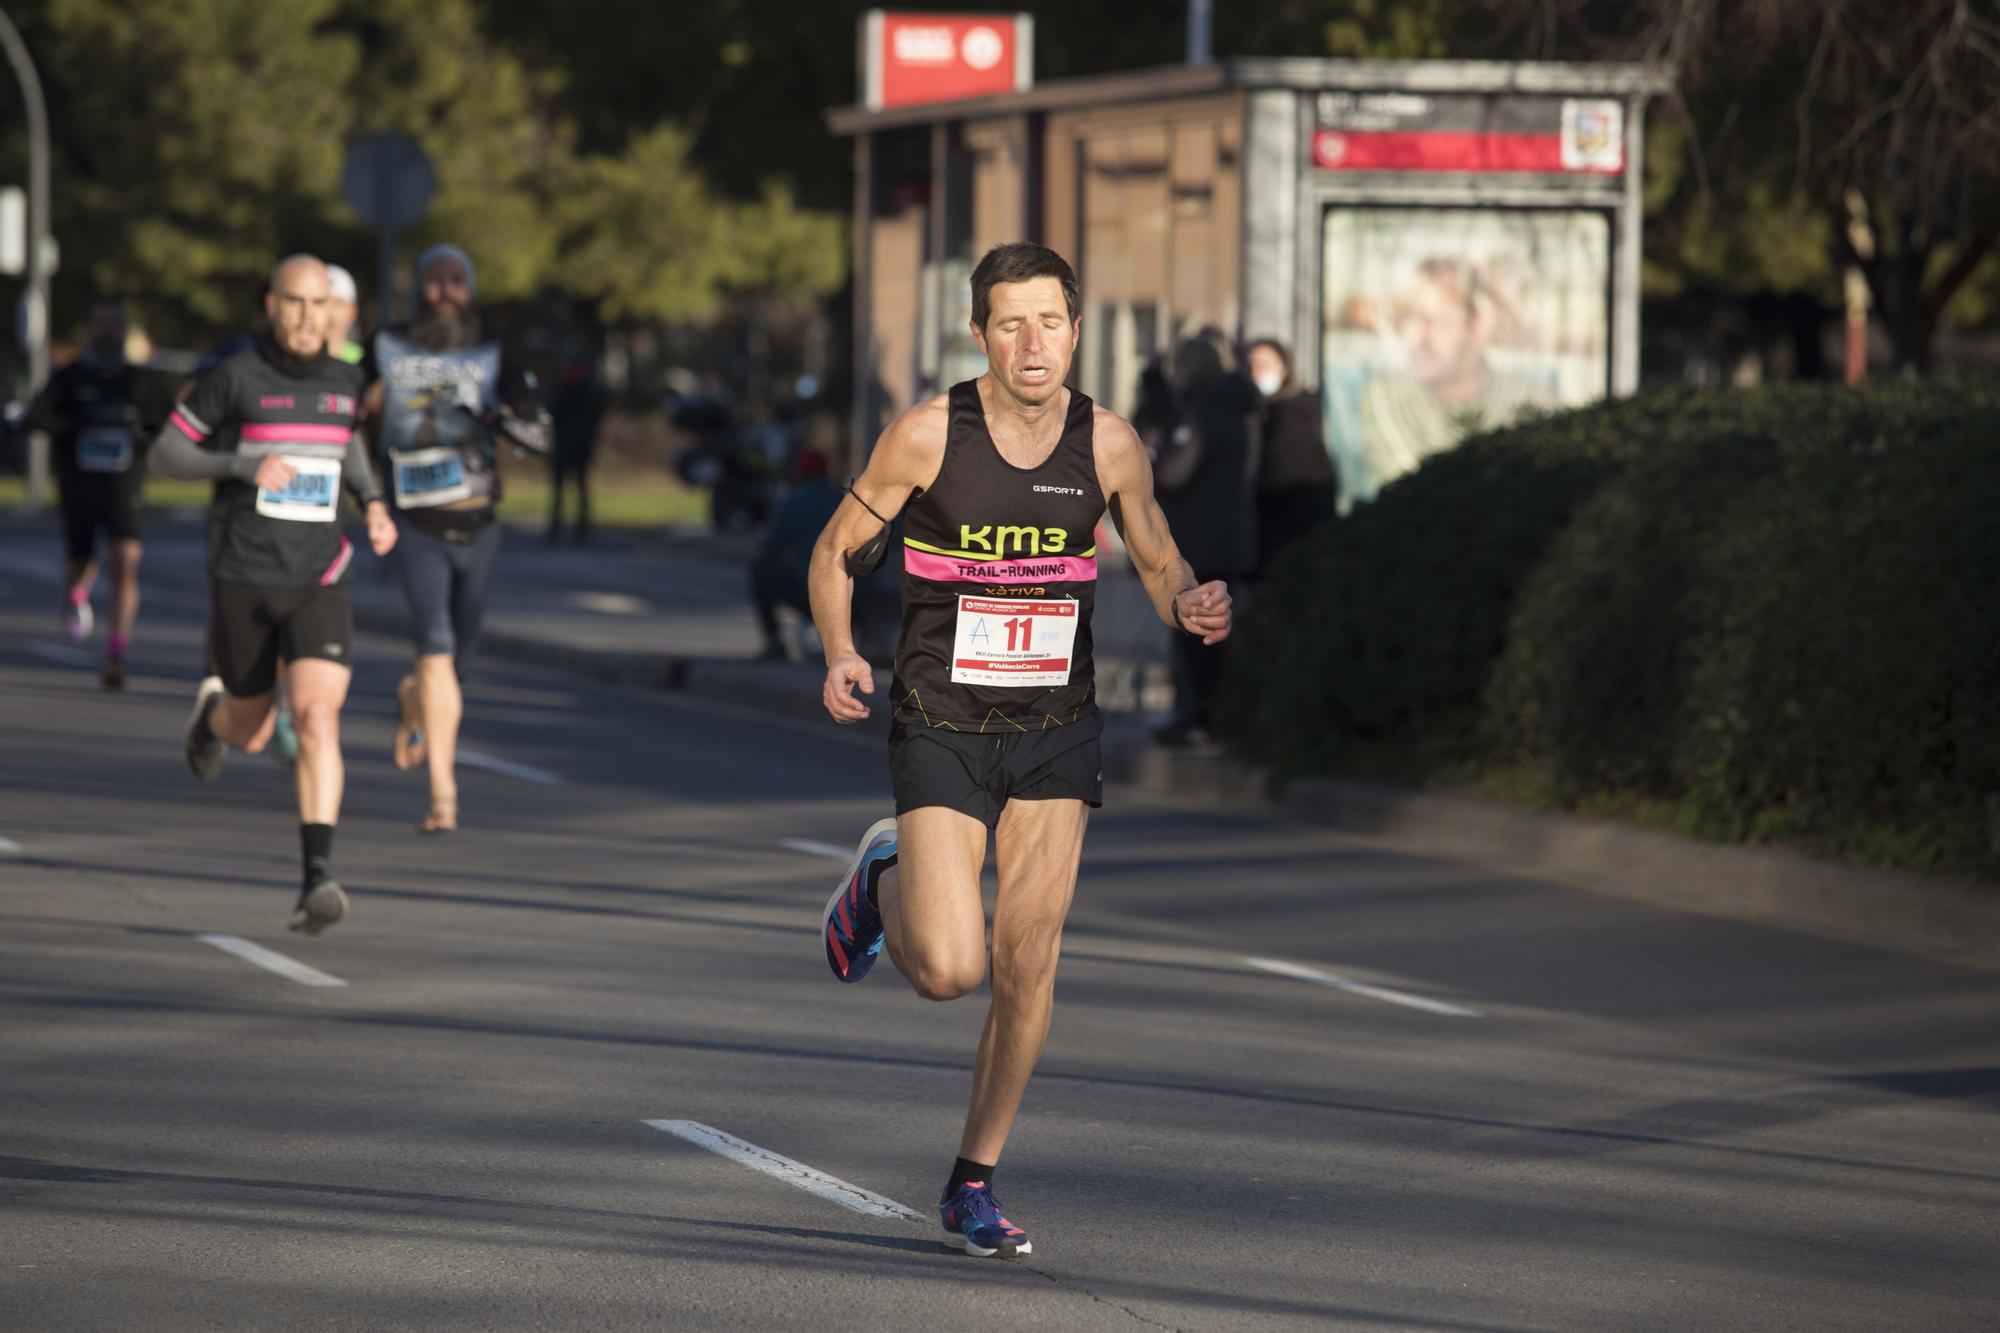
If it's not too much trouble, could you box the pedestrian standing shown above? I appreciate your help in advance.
[1247,337,1337,578]
[1150,328,1258,747]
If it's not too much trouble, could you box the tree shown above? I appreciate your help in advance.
[0,0,841,347]
[1490,0,2000,370]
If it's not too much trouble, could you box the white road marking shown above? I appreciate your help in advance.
[455,748,564,786]
[570,590,652,616]
[197,933,347,988]
[642,1119,924,1222]
[28,642,98,667]
[778,837,853,863]
[1246,956,1480,1018]
[0,835,21,855]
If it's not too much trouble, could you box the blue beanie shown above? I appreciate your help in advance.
[415,243,476,299]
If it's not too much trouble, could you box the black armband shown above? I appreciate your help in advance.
[843,485,893,578]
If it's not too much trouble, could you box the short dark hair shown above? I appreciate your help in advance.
[970,243,1078,332]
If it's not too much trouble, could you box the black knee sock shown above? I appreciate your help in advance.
[301,823,335,890]
[942,1156,995,1202]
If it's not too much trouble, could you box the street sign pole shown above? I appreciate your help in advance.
[377,224,399,326]
[0,7,52,510]
[343,134,434,327]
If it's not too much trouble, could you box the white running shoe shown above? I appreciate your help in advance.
[61,594,94,645]
[184,676,226,782]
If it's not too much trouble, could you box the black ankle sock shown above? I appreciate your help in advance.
[301,823,335,889]
[942,1156,994,1202]
[864,852,896,910]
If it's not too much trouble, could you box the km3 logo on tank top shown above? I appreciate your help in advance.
[373,331,503,510]
[894,381,1106,732]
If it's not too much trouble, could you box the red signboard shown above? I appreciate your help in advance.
[863,11,1033,111]
[1310,92,1625,176]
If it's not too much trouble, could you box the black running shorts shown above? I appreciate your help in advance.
[58,470,143,561]
[887,711,1104,828]
[209,579,354,698]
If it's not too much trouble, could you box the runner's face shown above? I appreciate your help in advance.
[421,259,472,318]
[266,263,331,358]
[325,298,356,347]
[973,277,1078,406]
[87,303,126,359]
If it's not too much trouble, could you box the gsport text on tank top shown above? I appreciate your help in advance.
[894,381,1106,732]
[372,330,503,511]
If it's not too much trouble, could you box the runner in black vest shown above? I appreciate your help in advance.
[149,254,398,935]
[808,243,1233,1258]
[29,296,169,688]
[364,243,549,836]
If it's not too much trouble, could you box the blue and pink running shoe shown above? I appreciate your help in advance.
[821,816,897,983]
[939,1180,1033,1258]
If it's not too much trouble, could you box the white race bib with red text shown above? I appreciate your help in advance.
[950,596,1078,688]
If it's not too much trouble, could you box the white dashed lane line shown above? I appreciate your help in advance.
[455,748,564,786]
[197,933,347,988]
[778,837,852,863]
[642,1119,924,1222]
[1246,956,1481,1018]
[0,835,22,855]
[773,841,1479,1019]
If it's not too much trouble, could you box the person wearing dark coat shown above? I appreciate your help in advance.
[1247,338,1337,578]
[1147,329,1259,746]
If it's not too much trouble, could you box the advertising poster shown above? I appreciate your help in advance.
[1320,207,1611,504]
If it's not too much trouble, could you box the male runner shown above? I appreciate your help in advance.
[809,242,1232,1257]
[325,265,365,364]
[31,297,164,687]
[365,243,549,834]
[149,254,397,934]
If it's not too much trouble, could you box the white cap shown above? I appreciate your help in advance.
[326,264,358,305]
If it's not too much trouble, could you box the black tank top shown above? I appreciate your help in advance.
[893,381,1106,732]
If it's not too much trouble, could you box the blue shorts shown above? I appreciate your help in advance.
[392,516,500,671]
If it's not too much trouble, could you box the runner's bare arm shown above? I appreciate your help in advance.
[1096,407,1232,646]
[808,395,949,722]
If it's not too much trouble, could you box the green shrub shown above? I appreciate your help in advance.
[1222,379,2000,877]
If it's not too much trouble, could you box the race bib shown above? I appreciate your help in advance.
[950,596,1078,688]
[390,447,471,508]
[77,426,133,474]
[255,456,342,522]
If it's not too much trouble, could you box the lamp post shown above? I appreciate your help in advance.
[0,5,50,508]
[1187,0,1212,65]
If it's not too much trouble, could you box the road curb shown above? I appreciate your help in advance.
[1099,738,2000,970]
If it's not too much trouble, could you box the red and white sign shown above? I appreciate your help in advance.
[951,595,1076,687]
[863,11,1033,111]
[1310,93,1625,176]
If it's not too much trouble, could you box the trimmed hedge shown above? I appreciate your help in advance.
[1221,380,2000,876]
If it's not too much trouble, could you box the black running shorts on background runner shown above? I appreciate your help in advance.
[888,712,1103,827]
[209,579,354,697]
[58,471,144,559]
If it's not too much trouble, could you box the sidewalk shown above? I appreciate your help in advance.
[5,509,1995,968]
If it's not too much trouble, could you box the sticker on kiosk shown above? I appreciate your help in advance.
[950,596,1077,688]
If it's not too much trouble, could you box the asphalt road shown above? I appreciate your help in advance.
[2,519,1998,1331]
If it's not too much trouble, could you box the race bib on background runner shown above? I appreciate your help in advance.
[256,456,342,522]
[390,447,472,508]
[77,426,134,474]
[950,596,1078,688]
